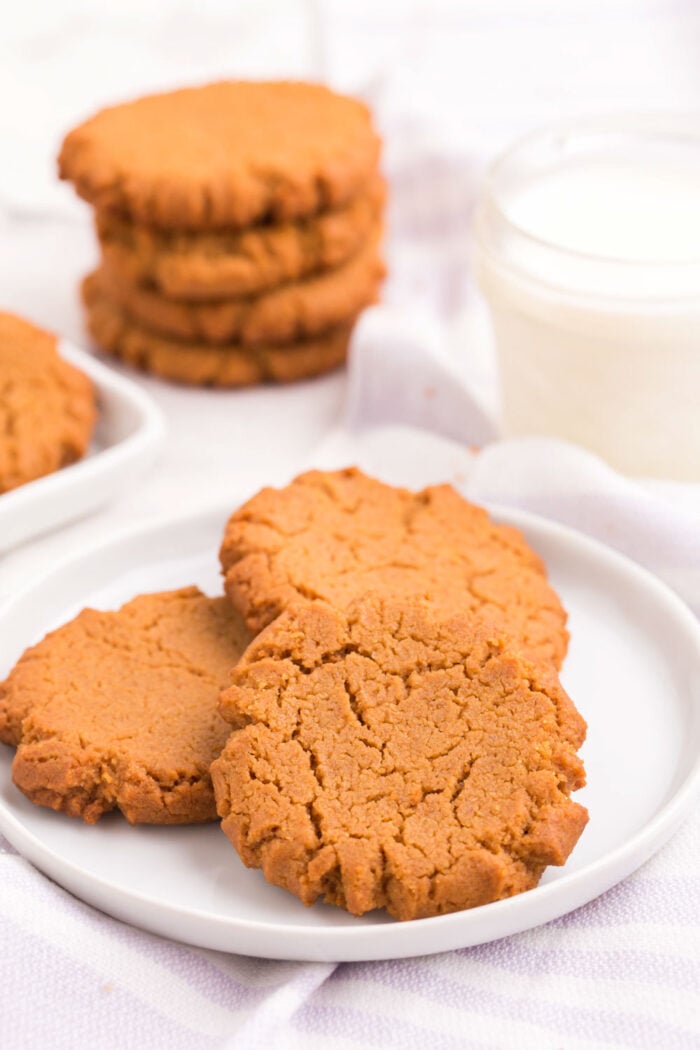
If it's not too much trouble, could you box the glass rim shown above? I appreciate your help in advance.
[479,112,700,269]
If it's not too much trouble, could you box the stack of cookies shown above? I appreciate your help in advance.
[58,82,385,387]
[1,469,589,923]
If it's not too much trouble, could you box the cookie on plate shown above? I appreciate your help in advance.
[211,597,588,920]
[96,176,386,300]
[0,588,250,825]
[219,468,569,669]
[82,274,352,386]
[58,81,381,230]
[0,311,95,494]
[94,233,384,346]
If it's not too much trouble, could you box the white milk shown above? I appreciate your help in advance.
[474,121,700,479]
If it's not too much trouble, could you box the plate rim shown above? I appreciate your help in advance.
[1,500,699,961]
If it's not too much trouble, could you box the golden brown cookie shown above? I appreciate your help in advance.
[219,468,569,669]
[94,233,384,346]
[59,81,382,230]
[0,311,96,494]
[96,177,386,300]
[83,275,352,387]
[211,597,588,921]
[0,588,250,825]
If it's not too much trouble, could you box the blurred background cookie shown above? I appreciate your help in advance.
[91,234,384,346]
[82,273,353,387]
[0,311,95,494]
[219,467,569,669]
[59,81,385,386]
[95,176,386,300]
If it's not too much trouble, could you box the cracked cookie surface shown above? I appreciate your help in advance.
[219,468,569,669]
[59,81,381,230]
[94,233,384,346]
[0,311,95,494]
[211,597,588,920]
[0,588,250,824]
[96,177,385,300]
[82,275,352,386]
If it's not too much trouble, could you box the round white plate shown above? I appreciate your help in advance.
[1,504,699,962]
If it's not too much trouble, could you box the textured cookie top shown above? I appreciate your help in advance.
[219,468,569,669]
[211,598,588,920]
[0,588,250,824]
[59,81,381,230]
[0,311,95,494]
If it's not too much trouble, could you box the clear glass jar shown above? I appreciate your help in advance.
[474,116,700,480]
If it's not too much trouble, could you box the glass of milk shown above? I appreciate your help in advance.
[474,116,700,480]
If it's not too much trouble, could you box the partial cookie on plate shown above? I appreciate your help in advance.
[219,467,569,669]
[0,588,250,825]
[0,311,95,494]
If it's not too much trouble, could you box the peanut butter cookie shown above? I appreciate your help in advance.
[211,597,588,920]
[0,311,95,494]
[96,177,385,300]
[83,275,352,386]
[59,81,381,230]
[0,588,250,825]
[219,468,569,669]
[94,233,384,346]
